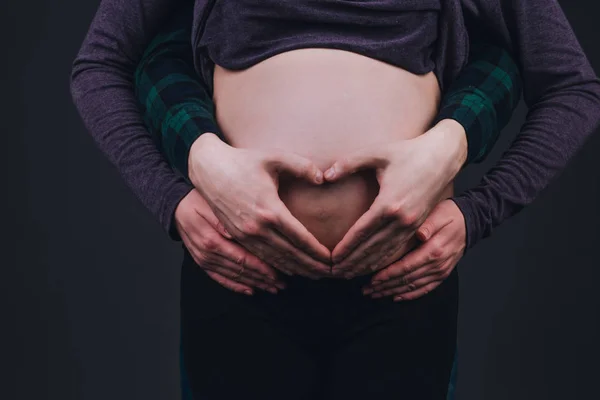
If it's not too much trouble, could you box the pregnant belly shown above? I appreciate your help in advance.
[213,48,450,250]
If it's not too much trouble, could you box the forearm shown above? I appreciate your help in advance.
[71,0,194,239]
[134,9,224,180]
[141,40,522,188]
[456,0,600,250]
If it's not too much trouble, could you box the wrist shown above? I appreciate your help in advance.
[188,132,221,179]
[189,132,219,157]
[429,119,468,170]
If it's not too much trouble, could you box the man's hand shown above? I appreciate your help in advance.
[175,189,286,295]
[362,199,466,300]
[323,120,467,278]
[188,133,332,279]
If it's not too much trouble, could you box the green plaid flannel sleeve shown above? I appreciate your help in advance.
[435,40,522,164]
[133,10,224,181]
[134,23,522,179]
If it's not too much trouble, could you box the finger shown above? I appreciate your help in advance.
[184,190,233,239]
[264,152,324,184]
[331,198,389,263]
[180,224,272,285]
[184,214,282,282]
[370,270,443,298]
[244,238,297,276]
[215,220,233,239]
[394,281,443,302]
[338,226,419,279]
[415,204,453,242]
[206,252,286,289]
[323,147,389,182]
[261,229,330,278]
[394,255,455,289]
[212,198,327,278]
[203,232,280,281]
[331,220,397,277]
[368,253,456,297]
[239,237,298,278]
[366,258,438,294]
[207,208,295,278]
[369,237,441,284]
[206,263,281,294]
[368,223,456,289]
[205,271,254,296]
[270,200,332,263]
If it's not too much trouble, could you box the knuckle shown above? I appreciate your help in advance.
[234,254,247,266]
[200,235,220,252]
[256,209,277,226]
[269,255,286,268]
[429,244,445,261]
[383,204,419,227]
[194,251,210,265]
[383,202,403,219]
[354,229,369,242]
[239,220,262,237]
[398,210,419,228]
[425,242,444,262]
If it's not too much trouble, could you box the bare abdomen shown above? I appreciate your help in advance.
[213,48,452,250]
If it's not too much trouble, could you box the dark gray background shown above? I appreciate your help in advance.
[3,0,600,399]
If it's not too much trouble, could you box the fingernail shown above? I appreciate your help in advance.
[372,280,382,286]
[275,282,286,290]
[315,171,324,184]
[372,293,382,299]
[267,287,278,294]
[324,168,335,180]
[363,288,373,295]
[393,296,404,302]
[243,290,253,296]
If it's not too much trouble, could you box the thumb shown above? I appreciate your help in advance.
[415,202,453,242]
[324,146,389,182]
[264,152,324,184]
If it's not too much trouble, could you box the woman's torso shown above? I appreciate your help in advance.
[213,49,453,250]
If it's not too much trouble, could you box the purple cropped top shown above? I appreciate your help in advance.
[196,0,442,93]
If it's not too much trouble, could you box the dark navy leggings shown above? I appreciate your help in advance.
[179,247,458,400]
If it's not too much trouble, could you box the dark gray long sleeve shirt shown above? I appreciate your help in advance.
[71,0,600,249]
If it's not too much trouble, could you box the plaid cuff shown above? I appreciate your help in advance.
[435,87,495,164]
[436,45,522,165]
[134,22,224,180]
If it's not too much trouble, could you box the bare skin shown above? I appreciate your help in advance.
[188,48,467,287]
[214,48,452,246]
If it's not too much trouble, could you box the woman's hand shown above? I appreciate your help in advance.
[323,120,467,278]
[188,133,332,279]
[362,199,466,300]
[175,189,286,295]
